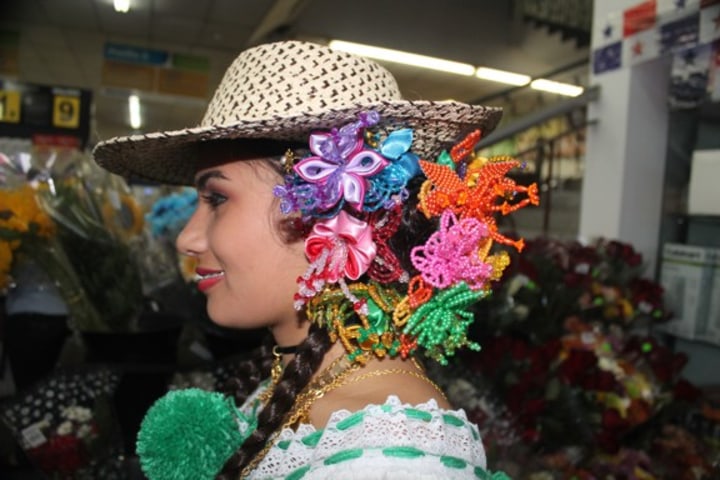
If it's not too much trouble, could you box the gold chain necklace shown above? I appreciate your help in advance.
[339,362,448,403]
[241,356,446,477]
[240,355,358,477]
[256,346,294,406]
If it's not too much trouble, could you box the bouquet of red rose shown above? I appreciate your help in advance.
[0,366,125,478]
[440,237,718,479]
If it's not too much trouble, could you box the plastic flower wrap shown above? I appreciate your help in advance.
[0,366,124,478]
[0,181,55,291]
[0,148,144,331]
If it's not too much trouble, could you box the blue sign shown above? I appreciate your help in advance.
[593,41,623,75]
[660,12,700,54]
[104,43,169,66]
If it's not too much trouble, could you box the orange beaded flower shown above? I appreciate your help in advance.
[417,135,539,252]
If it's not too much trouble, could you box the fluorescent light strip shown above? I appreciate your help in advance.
[129,94,142,129]
[530,79,584,97]
[329,39,584,95]
[329,40,475,76]
[475,67,530,86]
[114,0,130,13]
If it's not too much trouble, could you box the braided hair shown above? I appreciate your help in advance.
[217,323,331,478]
[219,341,274,407]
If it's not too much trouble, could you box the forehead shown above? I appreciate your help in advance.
[193,158,280,190]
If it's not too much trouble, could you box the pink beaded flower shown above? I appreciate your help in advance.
[410,210,493,290]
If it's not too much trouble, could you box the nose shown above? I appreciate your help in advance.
[176,206,206,257]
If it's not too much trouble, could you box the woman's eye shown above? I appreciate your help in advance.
[201,192,227,208]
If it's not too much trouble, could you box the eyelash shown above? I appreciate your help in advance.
[201,192,227,208]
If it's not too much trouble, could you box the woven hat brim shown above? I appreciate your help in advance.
[93,100,502,186]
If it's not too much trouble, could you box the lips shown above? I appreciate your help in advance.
[195,267,225,292]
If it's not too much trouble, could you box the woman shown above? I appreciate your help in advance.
[94,40,536,479]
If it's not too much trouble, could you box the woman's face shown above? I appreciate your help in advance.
[176,158,308,330]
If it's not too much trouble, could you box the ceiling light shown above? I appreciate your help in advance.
[530,79,584,97]
[328,40,475,76]
[475,67,531,86]
[129,94,142,129]
[114,0,130,13]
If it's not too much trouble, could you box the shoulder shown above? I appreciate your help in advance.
[249,395,493,480]
[309,356,451,428]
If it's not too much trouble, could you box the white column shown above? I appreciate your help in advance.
[581,0,671,276]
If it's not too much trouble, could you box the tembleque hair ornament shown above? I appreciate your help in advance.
[274,111,539,365]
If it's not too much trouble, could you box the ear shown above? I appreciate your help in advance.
[277,216,310,245]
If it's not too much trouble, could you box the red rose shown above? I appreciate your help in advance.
[596,429,621,453]
[601,408,626,430]
[559,349,598,384]
[524,397,546,416]
[673,378,702,402]
[583,370,618,392]
[521,427,540,443]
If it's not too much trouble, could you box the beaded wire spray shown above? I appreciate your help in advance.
[273,112,539,365]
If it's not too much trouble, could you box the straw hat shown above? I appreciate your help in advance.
[93,40,502,185]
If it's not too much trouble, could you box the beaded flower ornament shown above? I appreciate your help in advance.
[274,112,539,365]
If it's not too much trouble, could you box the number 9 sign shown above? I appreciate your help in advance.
[53,95,80,128]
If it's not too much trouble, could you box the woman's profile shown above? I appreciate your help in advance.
[94,40,536,479]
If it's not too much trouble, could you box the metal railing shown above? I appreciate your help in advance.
[477,86,600,235]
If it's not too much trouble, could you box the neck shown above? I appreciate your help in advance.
[271,312,310,344]
[311,342,347,375]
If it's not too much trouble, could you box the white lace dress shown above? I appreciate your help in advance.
[239,384,508,480]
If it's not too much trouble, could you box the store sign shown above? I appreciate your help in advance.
[104,43,170,66]
[101,42,210,98]
[0,81,92,149]
[0,89,21,123]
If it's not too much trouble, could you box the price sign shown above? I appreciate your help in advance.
[0,89,21,123]
[0,81,92,148]
[52,95,80,128]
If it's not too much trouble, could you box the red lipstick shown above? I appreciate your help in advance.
[195,268,224,292]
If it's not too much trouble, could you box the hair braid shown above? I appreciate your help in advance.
[217,323,331,478]
[220,340,274,406]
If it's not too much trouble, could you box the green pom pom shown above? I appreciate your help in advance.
[136,388,255,480]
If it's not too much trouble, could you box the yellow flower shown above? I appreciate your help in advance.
[0,186,55,238]
[0,240,13,290]
[101,192,145,238]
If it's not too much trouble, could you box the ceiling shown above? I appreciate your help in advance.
[0,0,590,147]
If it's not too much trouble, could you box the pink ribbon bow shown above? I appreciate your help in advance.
[305,210,377,282]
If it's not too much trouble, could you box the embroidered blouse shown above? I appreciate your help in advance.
[239,384,508,480]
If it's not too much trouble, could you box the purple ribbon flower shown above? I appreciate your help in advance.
[293,116,389,211]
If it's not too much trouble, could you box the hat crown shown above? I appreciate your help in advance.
[201,41,403,127]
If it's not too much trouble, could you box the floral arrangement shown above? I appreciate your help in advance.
[0,367,124,478]
[440,237,719,478]
[0,149,144,331]
[273,111,539,365]
[0,180,56,291]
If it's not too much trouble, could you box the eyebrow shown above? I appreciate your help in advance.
[194,170,229,190]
